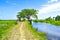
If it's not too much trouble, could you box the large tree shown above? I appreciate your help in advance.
[17,9,38,21]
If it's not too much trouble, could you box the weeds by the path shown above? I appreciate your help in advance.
[26,21,48,40]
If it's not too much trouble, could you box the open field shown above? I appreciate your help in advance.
[0,20,16,40]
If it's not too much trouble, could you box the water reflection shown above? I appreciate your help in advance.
[32,22,60,40]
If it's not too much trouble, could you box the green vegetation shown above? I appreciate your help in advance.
[0,20,16,40]
[33,15,60,26]
[55,15,60,21]
[34,20,60,26]
[1,8,59,40]
[26,21,48,40]
[17,9,38,21]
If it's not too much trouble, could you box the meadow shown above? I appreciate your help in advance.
[0,20,16,40]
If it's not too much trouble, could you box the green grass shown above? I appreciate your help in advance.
[42,20,60,26]
[33,20,60,26]
[0,20,16,40]
[26,21,48,40]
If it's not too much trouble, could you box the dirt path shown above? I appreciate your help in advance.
[2,22,38,40]
[20,22,37,40]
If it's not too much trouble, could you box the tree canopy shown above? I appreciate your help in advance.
[17,9,38,21]
[55,15,60,21]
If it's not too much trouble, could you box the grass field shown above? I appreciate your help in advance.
[0,20,16,40]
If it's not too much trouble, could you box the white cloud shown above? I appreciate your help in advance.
[48,0,58,3]
[38,2,60,19]
[38,2,60,14]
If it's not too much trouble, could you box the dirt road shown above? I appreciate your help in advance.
[2,22,38,40]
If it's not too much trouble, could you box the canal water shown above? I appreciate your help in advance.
[32,22,60,40]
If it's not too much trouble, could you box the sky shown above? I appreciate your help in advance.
[0,0,60,19]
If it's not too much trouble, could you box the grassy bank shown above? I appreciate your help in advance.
[0,20,16,40]
[33,20,60,26]
[26,21,48,40]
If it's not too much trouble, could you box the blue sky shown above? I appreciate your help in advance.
[0,0,60,19]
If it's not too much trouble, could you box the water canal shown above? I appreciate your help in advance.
[32,22,60,40]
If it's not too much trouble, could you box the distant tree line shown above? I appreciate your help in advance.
[45,15,60,21]
[55,15,60,21]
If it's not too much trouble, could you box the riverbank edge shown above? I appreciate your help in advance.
[33,20,60,26]
[26,21,48,40]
